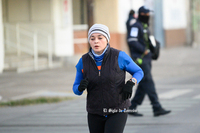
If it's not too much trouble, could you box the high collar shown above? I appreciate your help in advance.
[89,44,110,61]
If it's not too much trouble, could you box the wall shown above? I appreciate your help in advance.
[165,29,186,47]
[30,0,51,22]
[72,0,87,25]
[7,0,29,22]
[72,0,81,24]
[94,0,118,33]
[53,0,74,56]
[3,0,51,23]
[163,0,187,47]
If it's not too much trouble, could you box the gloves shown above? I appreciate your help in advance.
[78,78,89,92]
[135,58,143,65]
[121,81,135,100]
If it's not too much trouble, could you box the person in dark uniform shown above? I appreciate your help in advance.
[127,6,171,117]
[126,9,136,37]
[126,9,137,55]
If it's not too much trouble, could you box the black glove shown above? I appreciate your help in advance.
[78,78,89,92]
[121,81,135,100]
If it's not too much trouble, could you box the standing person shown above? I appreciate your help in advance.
[126,9,136,38]
[73,24,144,133]
[126,9,137,55]
[127,6,171,117]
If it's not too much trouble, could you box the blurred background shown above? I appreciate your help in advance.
[0,1,200,133]
[0,0,199,74]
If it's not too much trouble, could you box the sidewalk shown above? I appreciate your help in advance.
[0,64,78,102]
[0,46,200,133]
[152,46,200,80]
[1,46,200,102]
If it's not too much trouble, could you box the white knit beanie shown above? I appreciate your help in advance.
[88,24,110,42]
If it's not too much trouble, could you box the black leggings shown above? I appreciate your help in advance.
[87,113,128,133]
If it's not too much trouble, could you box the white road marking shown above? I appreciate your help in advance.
[193,94,200,99]
[159,89,193,99]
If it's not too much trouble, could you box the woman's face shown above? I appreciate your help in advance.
[89,33,108,55]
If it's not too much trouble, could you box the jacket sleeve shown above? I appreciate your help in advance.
[118,51,144,83]
[128,25,146,54]
[72,58,84,95]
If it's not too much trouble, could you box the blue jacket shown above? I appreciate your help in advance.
[73,47,144,96]
[72,45,144,115]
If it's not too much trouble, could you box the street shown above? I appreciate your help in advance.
[0,46,200,133]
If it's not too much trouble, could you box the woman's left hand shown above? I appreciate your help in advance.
[120,81,135,100]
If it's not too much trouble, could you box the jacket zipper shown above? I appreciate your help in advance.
[92,58,100,76]
[89,53,100,76]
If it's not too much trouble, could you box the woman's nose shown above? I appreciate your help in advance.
[94,38,98,43]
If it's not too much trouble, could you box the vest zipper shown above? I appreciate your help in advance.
[90,55,100,76]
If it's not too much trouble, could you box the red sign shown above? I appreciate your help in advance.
[64,0,68,12]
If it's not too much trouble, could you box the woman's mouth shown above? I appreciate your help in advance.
[94,46,99,48]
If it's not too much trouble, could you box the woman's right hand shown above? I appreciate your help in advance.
[78,78,89,92]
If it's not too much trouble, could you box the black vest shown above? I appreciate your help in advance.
[82,46,131,116]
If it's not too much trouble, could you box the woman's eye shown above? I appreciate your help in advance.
[99,38,102,40]
[91,38,94,40]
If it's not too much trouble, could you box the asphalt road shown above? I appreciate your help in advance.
[0,46,200,133]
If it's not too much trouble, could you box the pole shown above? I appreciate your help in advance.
[33,32,38,71]
[87,0,94,29]
[190,0,194,46]
[0,0,4,73]
[16,23,21,56]
[87,0,94,49]
[47,35,53,68]
[80,0,84,24]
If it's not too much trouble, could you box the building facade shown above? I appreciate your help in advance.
[0,0,199,73]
